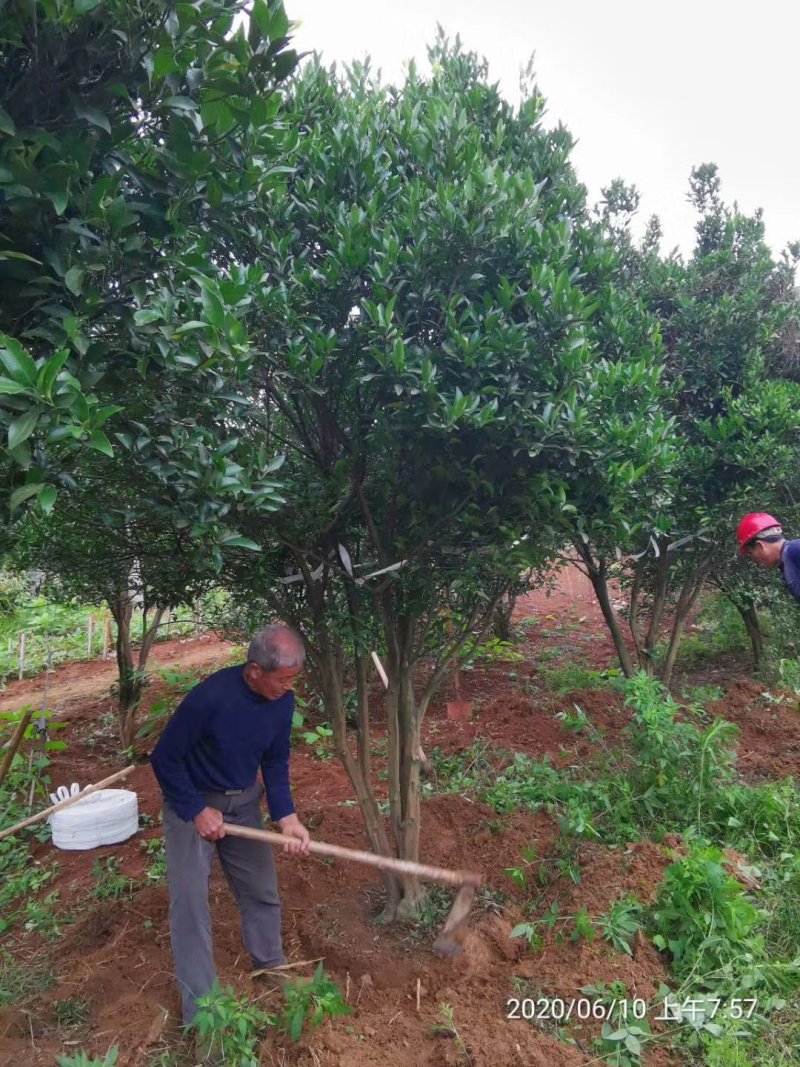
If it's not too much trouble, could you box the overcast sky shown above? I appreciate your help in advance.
[287,0,798,260]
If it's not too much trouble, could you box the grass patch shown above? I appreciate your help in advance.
[0,949,55,1006]
[536,661,623,695]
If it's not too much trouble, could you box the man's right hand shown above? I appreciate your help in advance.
[193,806,226,841]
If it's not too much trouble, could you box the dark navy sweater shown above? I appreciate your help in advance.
[781,540,800,604]
[150,664,296,823]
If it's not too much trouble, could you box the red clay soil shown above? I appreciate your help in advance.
[0,570,797,1067]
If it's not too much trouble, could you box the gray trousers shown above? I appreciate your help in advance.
[162,781,285,1025]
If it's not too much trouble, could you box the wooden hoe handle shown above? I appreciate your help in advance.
[0,763,137,841]
[224,822,482,888]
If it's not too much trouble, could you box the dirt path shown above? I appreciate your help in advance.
[0,634,234,717]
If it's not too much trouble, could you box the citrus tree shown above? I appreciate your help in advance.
[0,0,297,528]
[573,168,800,684]
[215,42,665,916]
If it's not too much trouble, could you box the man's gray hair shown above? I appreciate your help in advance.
[247,624,306,671]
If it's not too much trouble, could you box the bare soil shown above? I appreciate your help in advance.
[1,569,797,1067]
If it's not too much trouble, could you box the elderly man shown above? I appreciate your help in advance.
[736,512,800,604]
[151,623,310,1025]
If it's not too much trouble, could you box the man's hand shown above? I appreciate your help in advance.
[193,806,226,841]
[278,813,310,856]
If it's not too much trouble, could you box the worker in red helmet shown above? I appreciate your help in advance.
[736,513,800,604]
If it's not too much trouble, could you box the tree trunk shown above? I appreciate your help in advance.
[107,595,165,749]
[492,592,517,642]
[736,602,764,672]
[395,660,424,918]
[628,559,649,672]
[644,542,670,667]
[660,562,710,688]
[575,544,635,676]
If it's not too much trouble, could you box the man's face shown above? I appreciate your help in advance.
[246,664,302,700]
[748,539,781,567]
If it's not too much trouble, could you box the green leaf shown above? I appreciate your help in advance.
[220,535,261,550]
[88,430,114,457]
[39,484,57,515]
[0,377,28,396]
[163,96,198,112]
[0,251,42,264]
[0,336,38,387]
[173,320,208,334]
[0,106,16,136]
[64,267,85,296]
[133,308,162,325]
[74,105,112,135]
[8,410,39,450]
[9,483,43,510]
[48,190,68,216]
[37,349,71,400]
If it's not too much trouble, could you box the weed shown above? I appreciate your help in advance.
[776,657,800,694]
[0,949,55,1006]
[486,673,740,844]
[425,740,500,797]
[53,998,90,1027]
[462,635,524,667]
[21,890,65,939]
[537,662,622,695]
[141,837,166,884]
[680,683,725,704]
[56,1048,118,1067]
[135,667,203,741]
[649,842,796,995]
[301,722,334,760]
[92,857,135,900]
[413,885,453,931]
[430,1003,473,1065]
[0,853,59,933]
[596,897,645,957]
[191,981,275,1067]
[280,962,350,1041]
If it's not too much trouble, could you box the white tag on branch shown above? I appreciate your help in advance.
[338,543,354,576]
[370,651,389,689]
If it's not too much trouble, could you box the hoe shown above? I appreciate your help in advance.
[224,822,482,956]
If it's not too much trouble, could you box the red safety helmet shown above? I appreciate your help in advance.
[736,512,782,554]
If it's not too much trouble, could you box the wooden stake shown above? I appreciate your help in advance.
[0,709,34,790]
[87,614,95,658]
[18,632,25,680]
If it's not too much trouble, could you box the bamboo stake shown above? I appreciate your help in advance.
[0,764,136,841]
[87,614,95,658]
[18,632,25,680]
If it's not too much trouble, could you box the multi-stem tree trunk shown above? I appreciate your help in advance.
[573,543,635,676]
[107,593,165,749]
[660,559,711,688]
[296,557,401,912]
[574,539,714,689]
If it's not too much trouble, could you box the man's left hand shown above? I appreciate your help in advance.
[277,813,311,856]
